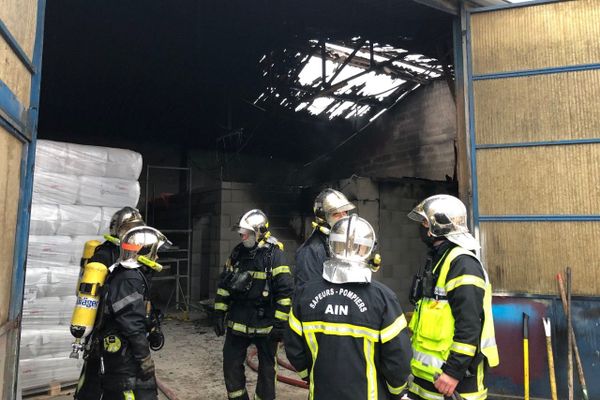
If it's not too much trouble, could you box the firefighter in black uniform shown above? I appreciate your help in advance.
[407,195,499,400]
[74,207,145,400]
[286,215,412,400]
[84,226,166,400]
[294,188,355,287]
[214,209,294,400]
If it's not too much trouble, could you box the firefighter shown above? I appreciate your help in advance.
[285,215,412,400]
[84,226,167,400]
[74,207,145,400]
[214,209,294,400]
[407,195,499,400]
[294,188,355,287]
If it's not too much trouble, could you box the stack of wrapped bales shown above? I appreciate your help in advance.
[19,140,142,393]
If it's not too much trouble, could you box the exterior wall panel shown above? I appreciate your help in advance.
[481,221,600,295]
[471,0,600,75]
[477,144,600,215]
[474,70,600,144]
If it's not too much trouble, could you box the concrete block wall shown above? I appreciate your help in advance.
[193,182,304,299]
[321,80,456,183]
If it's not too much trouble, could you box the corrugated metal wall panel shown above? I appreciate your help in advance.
[477,144,600,215]
[480,221,600,295]
[471,0,600,75]
[0,0,38,58]
[474,70,600,144]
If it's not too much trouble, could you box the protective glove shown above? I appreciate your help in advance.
[270,320,287,342]
[138,354,155,381]
[214,311,226,337]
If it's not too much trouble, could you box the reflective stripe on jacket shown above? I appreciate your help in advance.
[409,246,499,386]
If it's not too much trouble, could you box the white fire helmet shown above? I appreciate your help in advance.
[408,194,479,250]
[313,188,356,228]
[232,209,269,247]
[119,226,168,269]
[323,215,376,284]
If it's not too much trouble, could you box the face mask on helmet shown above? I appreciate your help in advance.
[232,209,269,242]
[239,228,257,248]
[323,215,376,284]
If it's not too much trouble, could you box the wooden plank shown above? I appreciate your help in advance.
[471,0,600,75]
[0,34,32,109]
[0,0,38,59]
[473,69,600,145]
[481,221,600,296]
[0,334,6,396]
[477,143,600,216]
[0,127,22,326]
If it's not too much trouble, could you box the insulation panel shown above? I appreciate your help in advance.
[473,70,600,145]
[477,144,600,215]
[471,0,600,75]
[481,221,600,296]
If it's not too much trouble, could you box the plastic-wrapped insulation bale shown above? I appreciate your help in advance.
[19,356,84,392]
[78,176,140,207]
[32,171,79,205]
[21,297,72,327]
[34,140,68,174]
[44,267,80,298]
[35,140,143,180]
[29,204,59,235]
[23,267,49,302]
[64,143,108,177]
[106,147,143,180]
[27,236,73,264]
[56,205,102,236]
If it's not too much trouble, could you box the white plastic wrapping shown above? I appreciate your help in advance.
[22,140,143,393]
[56,205,102,236]
[30,205,122,236]
[64,143,108,177]
[106,146,143,180]
[20,355,83,392]
[35,140,143,180]
[78,176,140,207]
[29,204,60,235]
[32,171,79,205]
[27,236,73,264]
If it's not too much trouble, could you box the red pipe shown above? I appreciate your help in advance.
[156,376,180,400]
[246,346,309,389]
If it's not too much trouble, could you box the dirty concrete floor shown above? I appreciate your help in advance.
[26,314,306,400]
[154,314,307,400]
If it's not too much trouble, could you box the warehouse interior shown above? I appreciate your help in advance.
[20,1,463,394]
[37,0,463,305]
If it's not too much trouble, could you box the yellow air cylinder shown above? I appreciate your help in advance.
[76,240,101,295]
[70,261,108,342]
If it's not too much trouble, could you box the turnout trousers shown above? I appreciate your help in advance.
[223,330,278,400]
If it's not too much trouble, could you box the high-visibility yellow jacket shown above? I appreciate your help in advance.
[409,244,499,400]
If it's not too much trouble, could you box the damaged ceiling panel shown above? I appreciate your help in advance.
[254,38,447,122]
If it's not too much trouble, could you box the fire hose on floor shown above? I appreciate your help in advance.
[246,344,309,389]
